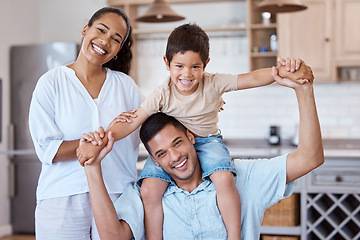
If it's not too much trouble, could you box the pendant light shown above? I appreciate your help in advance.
[257,0,307,13]
[136,0,185,23]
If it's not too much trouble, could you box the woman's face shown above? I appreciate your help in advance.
[80,12,128,66]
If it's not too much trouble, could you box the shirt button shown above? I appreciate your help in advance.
[190,215,194,219]
[187,196,191,199]
[195,238,199,240]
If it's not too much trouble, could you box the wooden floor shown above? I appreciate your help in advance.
[0,235,35,240]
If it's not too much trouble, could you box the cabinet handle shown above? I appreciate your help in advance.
[335,176,343,182]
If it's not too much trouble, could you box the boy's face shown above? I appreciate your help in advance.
[164,50,210,96]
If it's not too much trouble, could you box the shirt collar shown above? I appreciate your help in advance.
[164,179,214,197]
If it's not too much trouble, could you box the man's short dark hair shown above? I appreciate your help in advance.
[140,113,187,155]
[165,23,210,67]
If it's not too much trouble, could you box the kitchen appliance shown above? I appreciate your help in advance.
[268,125,281,145]
[10,42,78,233]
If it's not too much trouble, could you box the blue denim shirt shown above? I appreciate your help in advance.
[115,154,294,240]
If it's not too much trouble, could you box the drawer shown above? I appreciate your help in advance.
[306,158,360,192]
[309,166,360,189]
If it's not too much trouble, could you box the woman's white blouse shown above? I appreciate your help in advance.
[29,66,144,200]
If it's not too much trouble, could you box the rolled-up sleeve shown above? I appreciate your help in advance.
[29,76,63,165]
[114,185,145,240]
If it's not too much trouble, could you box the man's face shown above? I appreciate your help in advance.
[148,124,200,182]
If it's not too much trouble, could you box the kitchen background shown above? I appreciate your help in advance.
[0,0,359,238]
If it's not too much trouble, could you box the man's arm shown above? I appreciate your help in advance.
[272,67,324,184]
[83,133,133,240]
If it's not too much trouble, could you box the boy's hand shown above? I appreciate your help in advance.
[108,109,138,129]
[278,57,302,73]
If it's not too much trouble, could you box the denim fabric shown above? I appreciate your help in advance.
[195,134,237,178]
[137,134,236,186]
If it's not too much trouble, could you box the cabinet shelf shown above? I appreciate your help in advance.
[251,52,277,58]
[251,23,277,29]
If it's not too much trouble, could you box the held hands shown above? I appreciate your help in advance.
[277,57,314,84]
[77,131,115,167]
[272,66,313,89]
[77,126,107,166]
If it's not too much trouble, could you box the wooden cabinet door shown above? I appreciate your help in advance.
[335,0,360,64]
[277,0,333,82]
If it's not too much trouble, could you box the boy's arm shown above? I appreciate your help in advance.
[237,62,313,90]
[77,107,149,166]
[84,133,134,240]
[272,67,324,184]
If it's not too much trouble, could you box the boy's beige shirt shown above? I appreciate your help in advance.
[141,72,238,137]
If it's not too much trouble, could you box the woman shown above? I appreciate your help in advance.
[29,7,143,240]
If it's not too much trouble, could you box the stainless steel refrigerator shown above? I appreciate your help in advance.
[10,42,78,233]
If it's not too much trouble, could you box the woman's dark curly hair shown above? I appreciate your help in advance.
[87,7,133,74]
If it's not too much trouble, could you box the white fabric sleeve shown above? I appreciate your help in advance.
[114,185,145,240]
[29,75,63,165]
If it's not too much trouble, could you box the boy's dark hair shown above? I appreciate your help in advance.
[165,23,209,67]
[140,112,187,155]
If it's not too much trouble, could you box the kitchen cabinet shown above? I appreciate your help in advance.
[304,157,360,240]
[277,0,333,83]
[247,0,278,71]
[335,0,360,67]
[278,0,360,82]
[107,0,279,81]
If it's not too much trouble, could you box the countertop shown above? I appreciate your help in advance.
[138,139,360,159]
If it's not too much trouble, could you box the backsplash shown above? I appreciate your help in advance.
[218,82,360,140]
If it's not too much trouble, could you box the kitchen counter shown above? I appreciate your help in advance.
[138,139,360,159]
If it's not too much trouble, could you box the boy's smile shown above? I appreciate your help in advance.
[164,50,209,96]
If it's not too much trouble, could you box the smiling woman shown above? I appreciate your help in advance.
[28,7,144,240]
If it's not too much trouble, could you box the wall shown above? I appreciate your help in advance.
[0,0,107,237]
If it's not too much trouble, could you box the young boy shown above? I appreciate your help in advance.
[77,23,313,239]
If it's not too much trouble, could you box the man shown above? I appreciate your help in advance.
[82,67,324,239]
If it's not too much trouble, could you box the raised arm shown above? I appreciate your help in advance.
[272,67,324,184]
[84,133,133,240]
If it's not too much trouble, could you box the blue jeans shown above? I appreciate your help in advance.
[137,134,236,187]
